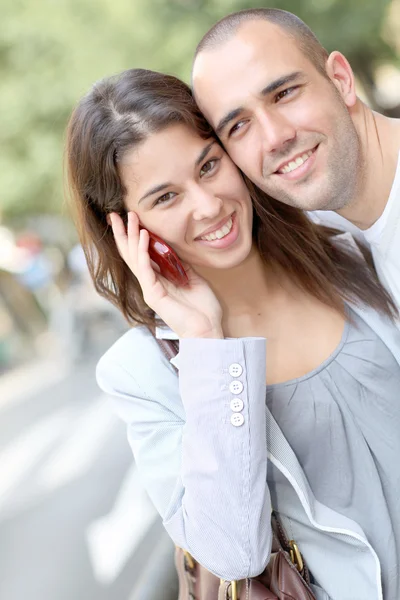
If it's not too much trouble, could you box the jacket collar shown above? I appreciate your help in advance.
[266,404,369,542]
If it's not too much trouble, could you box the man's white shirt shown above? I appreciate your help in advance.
[311,151,400,312]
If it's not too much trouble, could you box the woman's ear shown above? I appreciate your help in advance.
[325,51,357,108]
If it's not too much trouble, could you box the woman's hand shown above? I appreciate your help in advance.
[109,212,223,339]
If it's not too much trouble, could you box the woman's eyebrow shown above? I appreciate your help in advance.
[195,141,216,167]
[139,182,171,203]
[139,141,216,203]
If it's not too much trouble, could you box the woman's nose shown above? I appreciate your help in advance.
[191,186,223,221]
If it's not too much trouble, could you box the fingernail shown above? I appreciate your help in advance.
[106,214,112,226]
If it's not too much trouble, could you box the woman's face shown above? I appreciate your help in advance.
[119,123,254,272]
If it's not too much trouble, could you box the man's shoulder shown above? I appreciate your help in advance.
[308,210,365,242]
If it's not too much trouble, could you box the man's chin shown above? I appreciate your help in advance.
[262,192,321,212]
[263,185,348,213]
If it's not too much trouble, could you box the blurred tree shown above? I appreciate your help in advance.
[0,0,398,221]
[161,0,398,105]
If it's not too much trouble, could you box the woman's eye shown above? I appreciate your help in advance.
[154,191,175,206]
[275,87,296,102]
[200,158,218,177]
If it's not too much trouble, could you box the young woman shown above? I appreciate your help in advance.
[65,68,400,600]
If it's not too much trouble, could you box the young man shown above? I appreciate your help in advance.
[192,8,400,308]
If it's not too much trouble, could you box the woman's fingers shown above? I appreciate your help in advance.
[150,259,161,274]
[136,228,159,291]
[126,211,140,257]
[110,211,140,271]
[110,212,170,305]
[109,213,129,258]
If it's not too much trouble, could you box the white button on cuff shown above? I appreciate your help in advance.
[230,398,244,412]
[231,413,244,427]
[229,380,243,395]
[228,363,243,377]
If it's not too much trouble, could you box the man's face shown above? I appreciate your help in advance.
[192,20,361,212]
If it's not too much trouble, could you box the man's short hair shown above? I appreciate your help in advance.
[194,8,329,77]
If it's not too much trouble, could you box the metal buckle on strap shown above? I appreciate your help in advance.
[220,580,238,600]
[289,540,304,572]
[183,550,195,570]
[230,580,238,600]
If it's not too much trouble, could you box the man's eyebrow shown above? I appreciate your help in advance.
[260,71,303,96]
[138,141,216,203]
[215,71,303,137]
[216,108,244,137]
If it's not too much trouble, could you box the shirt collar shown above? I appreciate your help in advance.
[155,324,179,340]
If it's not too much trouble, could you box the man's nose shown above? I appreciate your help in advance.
[257,109,296,153]
[190,184,223,221]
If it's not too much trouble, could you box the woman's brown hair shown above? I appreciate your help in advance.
[65,68,397,327]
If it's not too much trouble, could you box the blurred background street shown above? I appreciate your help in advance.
[0,320,177,600]
[1,0,400,598]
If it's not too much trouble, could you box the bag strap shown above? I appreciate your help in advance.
[155,337,179,373]
[271,512,308,580]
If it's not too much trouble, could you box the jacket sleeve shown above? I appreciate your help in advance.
[96,331,272,580]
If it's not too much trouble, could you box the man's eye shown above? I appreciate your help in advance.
[154,191,175,206]
[200,158,218,176]
[228,121,246,137]
[275,87,297,102]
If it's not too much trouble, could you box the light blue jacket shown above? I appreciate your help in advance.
[97,237,400,600]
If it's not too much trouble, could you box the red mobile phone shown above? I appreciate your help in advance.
[141,227,189,287]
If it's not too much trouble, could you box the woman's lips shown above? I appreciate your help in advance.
[196,212,239,249]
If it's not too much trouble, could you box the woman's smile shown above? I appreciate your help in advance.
[196,211,240,249]
[120,123,253,270]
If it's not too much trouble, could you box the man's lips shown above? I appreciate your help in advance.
[272,145,318,175]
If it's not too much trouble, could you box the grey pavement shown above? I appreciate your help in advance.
[0,325,178,600]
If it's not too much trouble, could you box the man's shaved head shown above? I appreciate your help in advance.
[194,8,329,78]
[192,8,361,214]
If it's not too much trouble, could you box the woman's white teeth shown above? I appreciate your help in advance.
[200,217,233,241]
[279,150,313,174]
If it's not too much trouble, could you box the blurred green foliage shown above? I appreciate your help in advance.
[0,0,397,221]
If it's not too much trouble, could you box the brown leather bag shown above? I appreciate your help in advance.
[156,337,317,600]
[174,512,316,600]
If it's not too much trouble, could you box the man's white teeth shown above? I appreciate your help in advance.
[200,217,233,241]
[279,150,313,174]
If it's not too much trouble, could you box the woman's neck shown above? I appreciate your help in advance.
[196,245,283,334]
